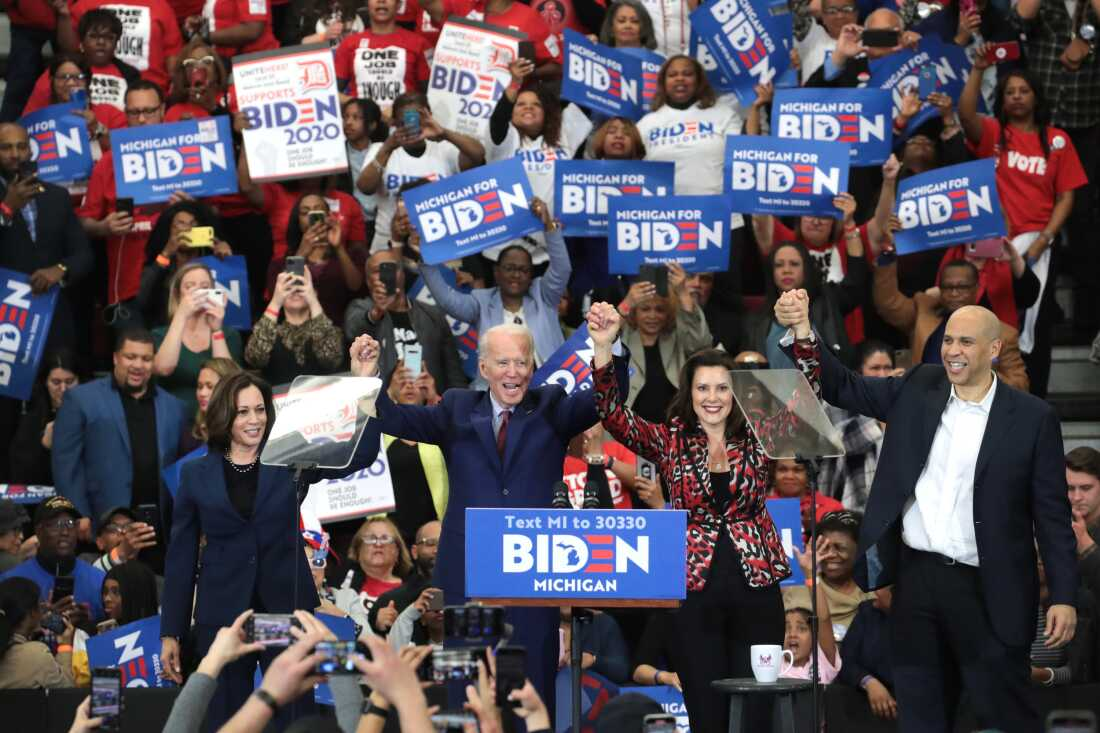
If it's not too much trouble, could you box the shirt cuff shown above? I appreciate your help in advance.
[860,674,874,689]
[778,328,816,347]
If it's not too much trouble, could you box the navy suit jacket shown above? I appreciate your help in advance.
[52,377,186,524]
[812,341,1077,647]
[160,419,382,638]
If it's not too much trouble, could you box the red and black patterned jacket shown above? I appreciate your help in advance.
[592,343,821,591]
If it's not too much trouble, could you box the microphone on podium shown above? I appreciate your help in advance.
[550,480,571,509]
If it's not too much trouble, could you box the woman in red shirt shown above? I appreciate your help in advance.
[960,49,1088,396]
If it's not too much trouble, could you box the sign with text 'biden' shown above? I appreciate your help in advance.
[867,36,978,136]
[554,160,675,236]
[465,508,686,601]
[609,195,732,274]
[561,32,664,120]
[773,88,892,166]
[689,0,792,107]
[404,157,542,264]
[0,269,58,401]
[533,323,594,395]
[725,136,850,218]
[893,159,1005,254]
[111,116,238,204]
[195,255,252,332]
[86,615,175,688]
[21,103,93,183]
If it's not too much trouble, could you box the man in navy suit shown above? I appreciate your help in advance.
[777,291,1077,732]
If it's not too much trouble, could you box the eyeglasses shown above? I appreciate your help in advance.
[86,31,119,42]
[54,73,86,83]
[498,264,532,275]
[182,56,216,68]
[360,534,396,546]
[126,106,162,119]
[941,282,977,293]
[822,4,857,13]
[42,518,76,532]
[415,537,440,547]
[101,523,128,535]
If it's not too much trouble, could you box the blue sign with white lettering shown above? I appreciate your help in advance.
[86,615,176,688]
[111,116,238,204]
[404,157,542,264]
[20,103,93,183]
[408,267,478,380]
[689,0,793,107]
[631,686,690,732]
[621,47,665,112]
[766,497,805,587]
[867,36,980,136]
[562,31,641,119]
[725,136,850,217]
[554,160,675,236]
[773,88,893,166]
[608,195,732,274]
[893,158,1005,254]
[533,324,593,394]
[465,508,686,601]
[0,269,58,400]
[162,446,208,500]
[195,255,252,332]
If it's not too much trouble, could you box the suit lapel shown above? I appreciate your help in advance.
[107,384,131,455]
[973,379,1013,484]
[471,394,501,472]
[502,393,537,470]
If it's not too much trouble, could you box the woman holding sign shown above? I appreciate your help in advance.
[587,295,820,733]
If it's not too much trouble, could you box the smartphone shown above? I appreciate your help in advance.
[18,159,39,180]
[1047,711,1097,733]
[402,108,421,138]
[314,640,360,675]
[967,236,1003,259]
[430,712,478,728]
[42,612,67,634]
[427,588,444,612]
[116,197,134,216]
[70,88,89,108]
[307,210,327,229]
[985,40,1021,64]
[894,348,913,370]
[285,255,306,277]
[643,713,678,733]
[91,667,122,732]
[200,288,227,308]
[404,343,423,375]
[53,575,75,602]
[637,264,669,297]
[186,226,214,247]
[518,41,536,62]
[636,456,657,482]
[378,260,398,296]
[245,613,302,646]
[494,646,527,708]
[861,29,899,47]
[918,65,936,99]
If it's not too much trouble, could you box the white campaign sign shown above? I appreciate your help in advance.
[302,435,395,525]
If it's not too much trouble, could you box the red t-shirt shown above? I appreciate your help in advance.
[70,0,183,92]
[261,184,368,259]
[971,116,1088,236]
[6,0,62,30]
[204,0,279,58]
[168,0,206,24]
[561,442,636,510]
[441,0,561,63]
[360,575,402,603]
[407,0,443,49]
[23,65,130,115]
[334,28,431,112]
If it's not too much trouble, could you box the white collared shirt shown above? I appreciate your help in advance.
[901,375,998,566]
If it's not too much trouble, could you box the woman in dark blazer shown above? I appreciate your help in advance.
[159,366,381,730]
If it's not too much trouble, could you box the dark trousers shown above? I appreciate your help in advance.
[668,533,785,733]
[0,25,53,122]
[891,549,1036,733]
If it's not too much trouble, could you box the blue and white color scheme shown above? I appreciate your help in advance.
[689,0,792,107]
[465,508,687,601]
[408,268,478,380]
[195,255,252,332]
[773,88,893,166]
[609,195,732,274]
[0,268,58,400]
[162,446,208,500]
[562,30,642,119]
[20,103,93,183]
[766,497,805,587]
[893,159,1005,254]
[532,324,594,395]
[0,485,56,504]
[725,135,850,217]
[86,615,176,688]
[554,160,675,236]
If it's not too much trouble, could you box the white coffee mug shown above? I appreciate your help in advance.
[750,644,795,683]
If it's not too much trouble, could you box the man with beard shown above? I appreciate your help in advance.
[367,520,441,642]
[52,329,187,552]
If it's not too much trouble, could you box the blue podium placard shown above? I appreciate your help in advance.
[689,0,792,107]
[893,158,1005,254]
[725,135,850,218]
[608,195,732,274]
[766,497,805,586]
[773,88,893,166]
[86,615,176,688]
[21,102,94,183]
[0,269,58,400]
[554,160,675,237]
[465,508,687,602]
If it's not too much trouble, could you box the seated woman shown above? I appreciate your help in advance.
[814,511,875,637]
[9,350,85,485]
[180,357,241,454]
[0,577,75,689]
[245,268,345,387]
[343,517,412,621]
[153,262,244,414]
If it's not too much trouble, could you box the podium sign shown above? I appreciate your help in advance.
[465,508,687,604]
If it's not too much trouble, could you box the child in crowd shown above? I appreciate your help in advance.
[782,542,842,683]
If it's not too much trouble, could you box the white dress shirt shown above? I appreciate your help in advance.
[901,375,998,566]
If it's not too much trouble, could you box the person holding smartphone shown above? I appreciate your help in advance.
[0,577,76,689]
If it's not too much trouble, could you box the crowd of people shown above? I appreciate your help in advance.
[1,0,1099,728]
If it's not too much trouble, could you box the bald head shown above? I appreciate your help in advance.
[865,8,902,30]
[951,305,1001,341]
[0,123,31,179]
[942,306,1002,394]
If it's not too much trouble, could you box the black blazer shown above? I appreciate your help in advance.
[810,341,1078,647]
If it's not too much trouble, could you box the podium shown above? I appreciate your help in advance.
[466,507,687,731]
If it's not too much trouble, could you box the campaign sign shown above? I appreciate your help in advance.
[235,44,348,182]
[303,436,396,523]
[0,269,58,400]
[404,157,542,264]
[632,686,690,732]
[773,88,893,166]
[868,36,979,136]
[20,103,93,183]
[408,267,479,380]
[161,446,208,500]
[533,323,594,395]
[0,485,55,504]
[562,30,645,119]
[609,195,732,274]
[766,497,805,586]
[554,160,675,236]
[111,116,237,204]
[195,255,252,332]
[622,47,665,112]
[465,508,687,601]
[689,0,792,107]
[428,17,521,140]
[725,136,850,218]
[893,158,1005,254]
[86,615,175,688]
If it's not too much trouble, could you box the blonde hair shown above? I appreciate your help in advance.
[167,261,214,319]
[192,357,241,441]
[349,517,413,577]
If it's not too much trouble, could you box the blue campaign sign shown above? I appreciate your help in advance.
[632,686,690,732]
[868,36,979,136]
[893,158,1006,254]
[620,47,665,112]
[408,267,479,380]
[608,195,732,274]
[465,508,687,601]
[532,323,594,394]
[161,446,208,500]
[0,269,58,401]
[766,497,805,587]
[554,160,675,237]
[773,88,893,166]
[195,255,253,331]
[404,157,542,264]
[86,615,176,688]
[111,116,238,204]
[689,0,792,107]
[20,103,93,183]
[725,136,850,218]
[562,30,643,119]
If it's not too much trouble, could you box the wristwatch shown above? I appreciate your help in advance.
[252,688,279,712]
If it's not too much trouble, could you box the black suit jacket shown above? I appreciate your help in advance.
[812,341,1077,647]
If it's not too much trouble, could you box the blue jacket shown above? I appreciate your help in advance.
[51,377,187,525]
[0,557,106,621]
[160,419,382,638]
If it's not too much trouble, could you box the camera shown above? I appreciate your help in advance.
[314,640,360,675]
[245,613,302,646]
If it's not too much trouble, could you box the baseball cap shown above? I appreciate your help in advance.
[34,496,82,525]
[0,500,29,533]
[97,506,136,531]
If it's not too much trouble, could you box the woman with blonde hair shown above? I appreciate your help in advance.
[345,517,412,624]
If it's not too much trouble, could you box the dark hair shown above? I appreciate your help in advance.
[104,562,160,625]
[1066,447,1100,482]
[495,244,534,267]
[591,116,646,160]
[396,178,433,197]
[514,87,563,148]
[0,577,42,661]
[665,349,742,437]
[144,200,225,265]
[819,510,862,544]
[114,327,156,353]
[48,53,90,91]
[858,339,894,369]
[78,8,123,39]
[392,92,430,119]
[941,258,979,284]
[125,79,165,107]
[343,98,389,143]
[764,241,822,308]
[598,0,658,49]
[285,193,331,253]
[205,372,275,452]
[167,38,228,107]
[786,607,812,623]
[38,349,87,386]
[651,55,717,111]
[993,69,1051,159]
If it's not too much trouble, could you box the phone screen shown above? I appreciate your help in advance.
[116,197,134,215]
[53,576,75,601]
[494,646,527,708]
[378,261,398,295]
[404,344,423,375]
[136,503,159,531]
[636,457,657,482]
[861,29,899,47]
[918,66,936,98]
[314,641,360,675]
[91,668,121,729]
[247,613,297,646]
[285,256,306,277]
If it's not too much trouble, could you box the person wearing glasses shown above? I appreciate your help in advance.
[164,38,230,121]
[367,520,442,642]
[345,517,413,629]
[791,0,857,83]
[21,54,126,157]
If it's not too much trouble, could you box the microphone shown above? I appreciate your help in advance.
[551,480,571,509]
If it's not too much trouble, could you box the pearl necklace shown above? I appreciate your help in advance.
[224,449,258,473]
